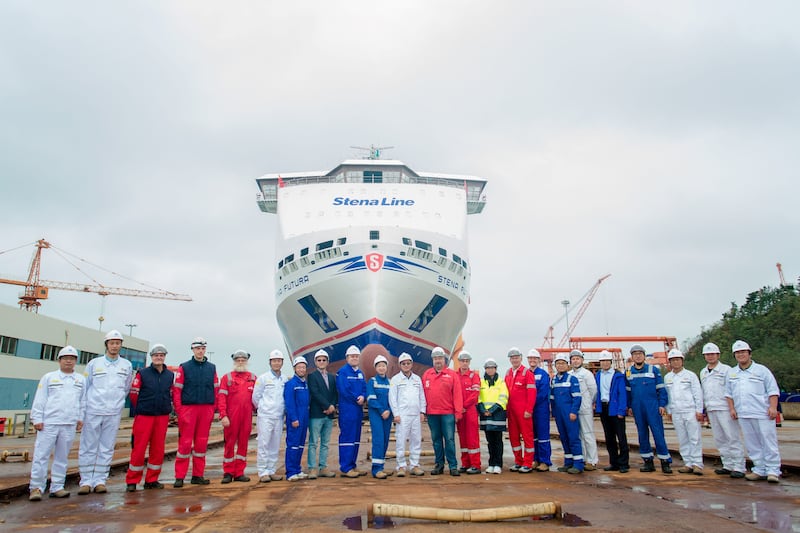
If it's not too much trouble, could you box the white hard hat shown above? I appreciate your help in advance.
[457,350,472,361]
[398,352,413,364]
[346,345,361,356]
[269,349,285,361]
[190,337,207,348]
[293,356,308,367]
[314,349,329,360]
[105,330,124,342]
[483,358,498,369]
[149,344,168,356]
[554,353,570,363]
[58,345,79,359]
[431,346,446,358]
[374,355,389,367]
[598,350,613,361]
[528,348,541,358]
[702,342,721,355]
[569,349,584,358]
[732,340,751,353]
[507,347,522,357]
[231,349,250,360]
[630,344,646,355]
[668,348,684,359]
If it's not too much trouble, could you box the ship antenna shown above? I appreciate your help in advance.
[350,145,395,160]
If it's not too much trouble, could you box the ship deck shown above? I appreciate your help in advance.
[0,419,798,531]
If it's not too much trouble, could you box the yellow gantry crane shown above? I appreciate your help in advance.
[0,239,192,312]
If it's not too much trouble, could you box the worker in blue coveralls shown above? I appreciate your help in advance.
[284,356,310,482]
[626,344,672,474]
[337,345,367,478]
[527,349,552,472]
[367,355,393,479]
[550,353,584,474]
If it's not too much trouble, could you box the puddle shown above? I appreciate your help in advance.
[343,515,363,530]
[562,512,591,527]
[173,503,203,513]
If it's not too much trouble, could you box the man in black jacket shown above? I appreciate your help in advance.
[307,349,338,479]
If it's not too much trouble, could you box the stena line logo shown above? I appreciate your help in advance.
[366,253,384,272]
[332,197,415,206]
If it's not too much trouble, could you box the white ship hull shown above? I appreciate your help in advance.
[256,159,486,366]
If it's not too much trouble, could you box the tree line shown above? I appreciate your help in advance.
[684,285,800,392]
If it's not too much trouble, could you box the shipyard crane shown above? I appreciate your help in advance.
[777,262,787,287]
[0,239,192,312]
[541,274,611,349]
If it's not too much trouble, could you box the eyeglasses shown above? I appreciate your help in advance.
[315,358,327,362]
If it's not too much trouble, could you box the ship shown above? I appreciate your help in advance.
[255,148,486,371]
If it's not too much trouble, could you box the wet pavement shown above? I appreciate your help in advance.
[0,419,798,532]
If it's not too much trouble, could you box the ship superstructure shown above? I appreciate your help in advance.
[256,157,486,368]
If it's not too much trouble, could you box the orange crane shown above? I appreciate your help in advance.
[541,274,611,351]
[0,239,192,312]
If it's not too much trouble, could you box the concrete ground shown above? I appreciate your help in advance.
[0,418,798,532]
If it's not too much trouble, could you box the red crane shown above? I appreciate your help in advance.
[542,274,611,349]
[0,239,192,312]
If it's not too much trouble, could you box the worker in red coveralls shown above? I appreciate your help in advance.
[172,337,219,487]
[218,349,257,484]
[504,347,537,473]
[125,344,174,492]
[456,351,482,474]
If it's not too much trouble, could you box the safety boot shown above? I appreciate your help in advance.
[29,489,42,501]
[639,459,656,472]
[78,485,91,495]
[221,474,234,484]
[94,484,107,493]
[661,460,673,474]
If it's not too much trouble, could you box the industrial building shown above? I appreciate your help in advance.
[0,303,148,420]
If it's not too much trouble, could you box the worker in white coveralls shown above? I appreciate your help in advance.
[253,349,288,482]
[79,329,133,495]
[725,340,782,483]
[388,352,427,477]
[699,342,745,478]
[664,349,704,475]
[569,349,598,470]
[28,346,87,501]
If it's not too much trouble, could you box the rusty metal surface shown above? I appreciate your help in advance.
[1,421,798,531]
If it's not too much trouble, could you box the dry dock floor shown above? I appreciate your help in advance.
[0,418,798,532]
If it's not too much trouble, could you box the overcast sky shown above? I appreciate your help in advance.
[2,2,798,376]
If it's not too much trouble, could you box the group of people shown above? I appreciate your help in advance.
[27,334,783,501]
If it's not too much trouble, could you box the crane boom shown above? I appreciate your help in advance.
[0,238,192,311]
[555,274,611,348]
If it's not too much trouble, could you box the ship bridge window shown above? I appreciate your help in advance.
[285,254,295,264]
[409,295,449,333]
[453,253,462,265]
[415,240,432,251]
[370,230,380,240]
[402,237,411,246]
[408,248,433,261]
[316,240,334,251]
[301,247,309,257]
[278,259,284,269]
[364,171,383,183]
[297,295,339,333]
[0,335,18,355]
[438,247,447,257]
[337,237,347,246]
[315,248,342,262]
